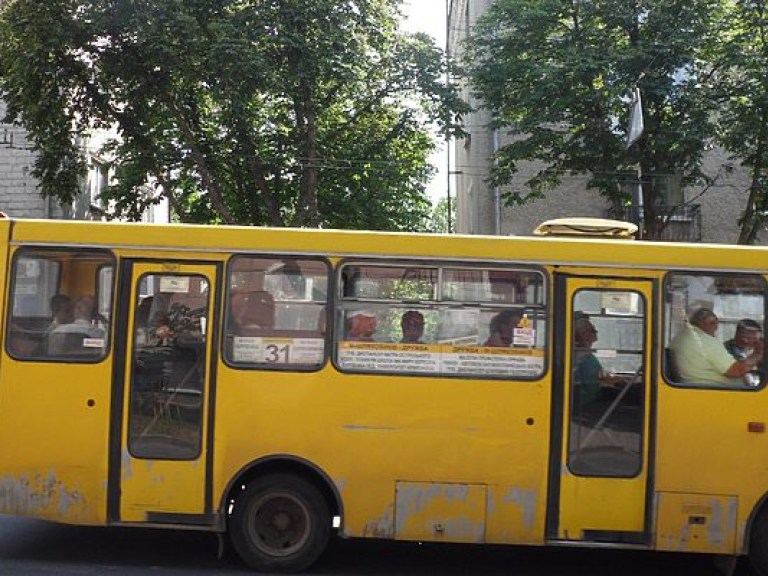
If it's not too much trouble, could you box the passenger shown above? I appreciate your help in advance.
[573,315,625,406]
[52,295,103,337]
[725,319,763,366]
[484,310,522,347]
[230,290,275,335]
[670,308,763,386]
[9,326,38,356]
[401,311,425,343]
[48,294,73,331]
[345,310,377,342]
[49,295,105,354]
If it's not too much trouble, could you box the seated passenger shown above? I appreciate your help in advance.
[725,319,763,366]
[9,326,39,356]
[484,310,522,347]
[230,290,275,335]
[573,315,626,406]
[670,308,763,386]
[49,295,104,354]
[48,294,73,332]
[401,311,425,343]
[345,310,377,342]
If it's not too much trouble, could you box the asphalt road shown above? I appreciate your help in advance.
[0,514,749,575]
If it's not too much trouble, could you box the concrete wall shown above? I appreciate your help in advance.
[1,100,168,223]
[0,101,55,218]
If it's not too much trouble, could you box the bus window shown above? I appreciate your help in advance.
[336,262,547,378]
[224,256,329,369]
[7,248,114,361]
[129,273,209,459]
[665,273,766,389]
[568,290,645,477]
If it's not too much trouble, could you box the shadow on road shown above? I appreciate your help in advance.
[0,515,750,575]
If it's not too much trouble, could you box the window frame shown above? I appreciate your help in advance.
[663,271,767,391]
[6,246,115,363]
[333,258,549,380]
[567,287,647,479]
[127,271,211,461]
[222,254,331,372]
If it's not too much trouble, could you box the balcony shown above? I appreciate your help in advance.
[607,204,702,242]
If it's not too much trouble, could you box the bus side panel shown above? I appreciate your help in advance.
[213,367,551,546]
[0,241,111,526]
[655,383,767,554]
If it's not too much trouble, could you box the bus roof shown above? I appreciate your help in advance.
[4,217,766,274]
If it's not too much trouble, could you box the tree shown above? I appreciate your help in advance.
[0,0,467,230]
[708,0,768,244]
[428,196,455,233]
[464,0,722,239]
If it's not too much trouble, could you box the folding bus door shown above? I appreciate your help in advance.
[548,274,654,545]
[110,260,219,525]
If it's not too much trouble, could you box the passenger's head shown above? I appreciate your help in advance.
[489,310,522,347]
[50,294,73,324]
[401,311,425,343]
[346,310,377,341]
[735,318,762,347]
[574,315,598,347]
[689,308,719,336]
[73,295,96,322]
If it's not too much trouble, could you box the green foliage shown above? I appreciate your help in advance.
[428,196,455,233]
[0,0,467,230]
[707,0,768,244]
[465,0,721,238]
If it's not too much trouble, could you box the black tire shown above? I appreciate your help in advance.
[752,507,768,576]
[229,473,331,573]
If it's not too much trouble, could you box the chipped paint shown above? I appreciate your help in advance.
[333,478,347,495]
[0,470,86,518]
[502,487,538,530]
[362,504,395,538]
[655,492,738,554]
[121,449,133,480]
[395,482,486,543]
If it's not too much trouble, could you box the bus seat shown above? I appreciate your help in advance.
[665,348,681,382]
[48,330,102,356]
[231,290,275,335]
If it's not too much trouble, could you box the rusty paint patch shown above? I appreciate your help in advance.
[0,470,86,517]
[502,487,537,530]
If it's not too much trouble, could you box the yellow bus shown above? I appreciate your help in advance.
[1,216,767,574]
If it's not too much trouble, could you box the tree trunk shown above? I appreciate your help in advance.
[738,131,767,245]
[293,79,320,228]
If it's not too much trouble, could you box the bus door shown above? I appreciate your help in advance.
[110,260,219,524]
[548,275,654,544]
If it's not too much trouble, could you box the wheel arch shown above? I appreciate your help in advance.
[744,491,768,554]
[219,454,343,529]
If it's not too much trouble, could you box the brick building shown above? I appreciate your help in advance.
[0,98,167,223]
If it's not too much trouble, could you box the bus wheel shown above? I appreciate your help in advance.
[752,507,768,576]
[229,474,331,573]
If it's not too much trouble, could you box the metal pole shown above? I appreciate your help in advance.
[445,0,452,234]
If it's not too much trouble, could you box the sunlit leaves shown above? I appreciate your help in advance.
[0,0,466,231]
